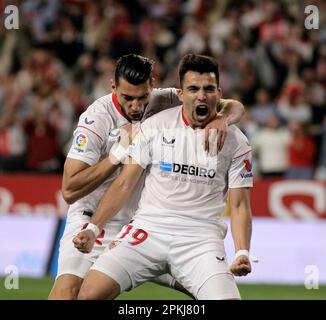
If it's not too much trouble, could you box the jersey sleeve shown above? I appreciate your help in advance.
[67,113,107,166]
[228,130,253,188]
[228,150,253,188]
[128,118,153,169]
[144,88,180,117]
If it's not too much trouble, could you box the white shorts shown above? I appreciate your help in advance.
[56,215,125,279]
[91,222,239,299]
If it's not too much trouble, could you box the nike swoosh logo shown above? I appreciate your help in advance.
[85,118,94,125]
[216,256,225,261]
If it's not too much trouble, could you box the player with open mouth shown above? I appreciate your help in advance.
[195,105,210,122]
[181,70,222,129]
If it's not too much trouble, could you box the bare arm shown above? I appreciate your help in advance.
[73,160,144,253]
[229,187,252,251]
[218,98,245,126]
[204,99,245,152]
[90,161,144,229]
[61,156,120,204]
[229,187,252,276]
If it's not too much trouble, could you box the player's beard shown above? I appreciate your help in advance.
[128,112,143,121]
[121,104,147,122]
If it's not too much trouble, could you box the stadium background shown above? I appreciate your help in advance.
[0,0,325,299]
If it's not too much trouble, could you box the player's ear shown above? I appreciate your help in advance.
[177,88,183,102]
[111,79,116,92]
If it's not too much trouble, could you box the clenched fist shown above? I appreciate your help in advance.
[230,255,251,277]
[73,229,96,254]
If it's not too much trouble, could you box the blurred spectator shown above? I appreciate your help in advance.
[23,95,61,173]
[238,108,259,141]
[251,88,276,126]
[277,85,312,124]
[238,65,259,106]
[83,1,110,51]
[0,0,324,176]
[47,88,75,148]
[65,84,89,121]
[22,0,60,44]
[251,114,291,177]
[161,0,183,36]
[209,7,239,56]
[109,4,143,59]
[0,31,16,77]
[177,17,208,57]
[140,18,176,64]
[301,67,326,127]
[91,56,115,99]
[50,12,84,68]
[71,53,96,95]
[286,122,316,179]
[0,106,26,172]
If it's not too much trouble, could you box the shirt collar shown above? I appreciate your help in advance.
[181,106,189,127]
[112,93,130,122]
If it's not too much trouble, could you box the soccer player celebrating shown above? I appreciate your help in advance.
[73,54,253,300]
[49,54,244,299]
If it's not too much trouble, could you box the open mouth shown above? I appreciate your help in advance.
[195,105,209,121]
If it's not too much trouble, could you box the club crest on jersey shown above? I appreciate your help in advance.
[241,159,253,178]
[73,133,88,153]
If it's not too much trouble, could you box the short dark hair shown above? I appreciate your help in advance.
[115,54,154,86]
[178,54,220,87]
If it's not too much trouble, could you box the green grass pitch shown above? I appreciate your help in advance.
[0,277,325,300]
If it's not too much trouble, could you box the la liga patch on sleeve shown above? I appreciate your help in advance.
[73,133,88,153]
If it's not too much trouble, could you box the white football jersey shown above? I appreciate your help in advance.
[129,106,253,235]
[66,88,180,224]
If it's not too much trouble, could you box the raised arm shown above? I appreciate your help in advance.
[204,99,245,152]
[229,187,252,277]
[218,99,245,125]
[73,160,144,253]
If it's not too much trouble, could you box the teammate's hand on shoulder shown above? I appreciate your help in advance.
[73,229,96,254]
[230,255,251,277]
[120,123,140,148]
[110,123,140,164]
[204,113,228,154]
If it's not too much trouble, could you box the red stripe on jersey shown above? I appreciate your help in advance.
[77,125,103,141]
[232,149,252,160]
[181,106,189,126]
[112,93,129,121]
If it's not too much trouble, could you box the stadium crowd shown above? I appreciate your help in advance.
[0,0,325,179]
